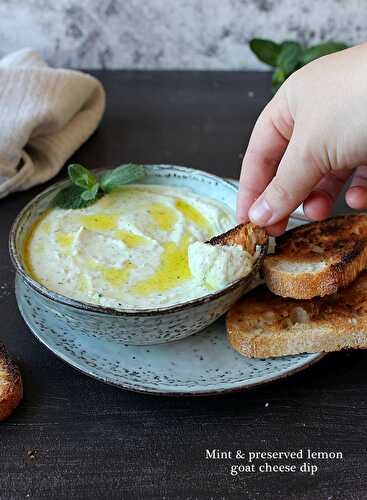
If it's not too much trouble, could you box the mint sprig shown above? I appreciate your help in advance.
[249,38,348,93]
[53,163,145,209]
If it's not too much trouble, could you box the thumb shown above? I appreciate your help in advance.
[248,135,325,226]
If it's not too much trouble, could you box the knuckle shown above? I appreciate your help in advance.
[293,140,330,176]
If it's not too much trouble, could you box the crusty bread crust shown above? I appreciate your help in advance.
[208,222,268,255]
[227,269,367,358]
[0,344,23,421]
[263,215,367,299]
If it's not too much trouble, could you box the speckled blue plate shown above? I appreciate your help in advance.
[15,200,325,396]
[17,281,324,395]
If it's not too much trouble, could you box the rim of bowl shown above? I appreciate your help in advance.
[9,164,266,317]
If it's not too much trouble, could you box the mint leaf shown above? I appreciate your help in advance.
[53,185,98,210]
[272,68,286,93]
[277,42,302,75]
[280,40,301,50]
[68,164,98,191]
[100,164,145,193]
[302,42,348,65]
[249,39,281,67]
[81,183,100,201]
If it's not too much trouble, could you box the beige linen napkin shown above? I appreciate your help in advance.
[0,48,105,198]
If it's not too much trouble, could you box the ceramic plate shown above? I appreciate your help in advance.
[20,292,323,395]
[18,285,323,395]
[16,187,325,396]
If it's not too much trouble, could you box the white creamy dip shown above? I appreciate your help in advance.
[24,184,253,309]
[188,242,254,290]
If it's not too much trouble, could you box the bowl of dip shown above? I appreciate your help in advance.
[10,165,266,345]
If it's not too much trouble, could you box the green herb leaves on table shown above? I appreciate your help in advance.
[53,163,145,209]
[249,39,348,93]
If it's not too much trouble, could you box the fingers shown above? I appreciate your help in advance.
[345,166,367,210]
[265,217,289,237]
[236,94,292,223]
[248,134,325,226]
[303,170,351,220]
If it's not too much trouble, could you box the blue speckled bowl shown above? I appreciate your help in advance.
[10,165,266,345]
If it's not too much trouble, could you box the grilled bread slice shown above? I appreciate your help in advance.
[208,222,268,254]
[263,214,367,299]
[227,269,367,358]
[0,344,22,421]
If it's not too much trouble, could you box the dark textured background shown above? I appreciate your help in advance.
[0,71,366,500]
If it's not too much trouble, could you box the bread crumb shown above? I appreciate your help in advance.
[263,311,276,323]
[290,307,310,324]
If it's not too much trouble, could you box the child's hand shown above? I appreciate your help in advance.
[237,43,367,235]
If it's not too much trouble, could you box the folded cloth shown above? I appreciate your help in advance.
[0,48,106,199]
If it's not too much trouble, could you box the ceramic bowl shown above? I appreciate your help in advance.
[10,165,266,345]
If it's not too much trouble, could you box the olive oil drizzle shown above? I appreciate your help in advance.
[130,233,192,296]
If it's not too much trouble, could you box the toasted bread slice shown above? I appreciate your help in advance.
[263,214,367,299]
[0,344,22,421]
[208,222,268,255]
[227,269,367,358]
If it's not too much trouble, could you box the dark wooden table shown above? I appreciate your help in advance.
[0,71,365,500]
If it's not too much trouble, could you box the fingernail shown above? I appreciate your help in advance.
[248,198,272,225]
